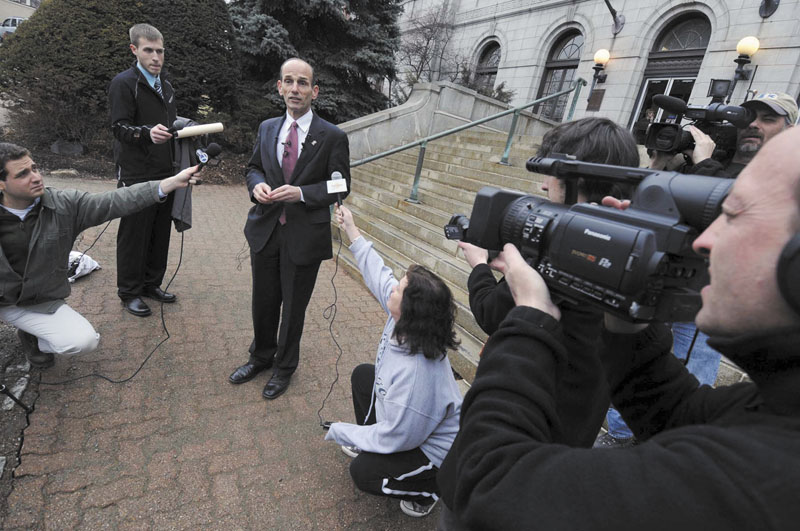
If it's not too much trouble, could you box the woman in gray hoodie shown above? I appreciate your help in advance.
[325,205,463,518]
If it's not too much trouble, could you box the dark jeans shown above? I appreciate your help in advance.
[348,363,439,504]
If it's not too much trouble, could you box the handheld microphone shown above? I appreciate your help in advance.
[169,118,188,137]
[176,122,224,139]
[327,171,346,206]
[193,143,222,184]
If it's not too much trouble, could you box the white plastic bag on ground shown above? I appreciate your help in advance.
[68,251,101,283]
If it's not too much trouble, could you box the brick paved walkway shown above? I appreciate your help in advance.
[2,176,440,529]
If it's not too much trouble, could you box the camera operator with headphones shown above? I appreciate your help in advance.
[437,125,800,530]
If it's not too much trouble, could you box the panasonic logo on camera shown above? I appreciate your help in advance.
[584,228,611,241]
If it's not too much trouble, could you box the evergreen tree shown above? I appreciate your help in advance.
[229,0,401,126]
[0,0,239,151]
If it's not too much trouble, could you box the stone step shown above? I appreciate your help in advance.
[339,129,542,383]
[385,150,531,182]
[450,326,482,383]
[372,153,540,193]
[421,140,539,162]
[338,196,489,343]
[357,158,492,200]
[346,194,457,255]
[352,167,474,217]
[348,175,453,229]
[332,224,485,341]
[438,131,542,150]
[392,141,540,173]
[345,211,470,296]
[369,166,483,206]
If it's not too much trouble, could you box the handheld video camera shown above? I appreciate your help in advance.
[444,156,733,322]
[645,95,755,156]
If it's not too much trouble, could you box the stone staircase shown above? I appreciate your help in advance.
[334,130,545,382]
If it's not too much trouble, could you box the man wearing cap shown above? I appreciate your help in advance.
[604,92,800,449]
[662,91,798,178]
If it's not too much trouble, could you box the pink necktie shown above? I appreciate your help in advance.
[280,122,299,224]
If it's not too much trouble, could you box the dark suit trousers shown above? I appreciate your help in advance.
[249,223,321,376]
[116,186,174,300]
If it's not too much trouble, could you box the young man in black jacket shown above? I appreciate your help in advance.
[108,23,178,317]
[458,117,639,448]
[438,126,800,530]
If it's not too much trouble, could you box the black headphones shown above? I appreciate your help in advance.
[777,233,800,315]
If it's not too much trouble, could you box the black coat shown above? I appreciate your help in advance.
[108,64,177,182]
[439,306,800,531]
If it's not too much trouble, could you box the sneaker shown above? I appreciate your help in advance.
[593,431,637,449]
[341,445,361,458]
[400,498,438,518]
[17,330,54,369]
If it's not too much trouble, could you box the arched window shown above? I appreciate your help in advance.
[535,31,584,121]
[654,16,711,52]
[630,14,712,143]
[475,42,501,90]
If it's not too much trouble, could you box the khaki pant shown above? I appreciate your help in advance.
[0,304,99,355]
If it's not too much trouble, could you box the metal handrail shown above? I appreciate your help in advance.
[350,78,587,203]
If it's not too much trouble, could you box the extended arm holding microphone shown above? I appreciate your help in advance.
[159,165,202,193]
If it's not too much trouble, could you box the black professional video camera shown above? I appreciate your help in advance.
[645,94,755,156]
[444,156,733,322]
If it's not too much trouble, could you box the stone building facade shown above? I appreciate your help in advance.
[398,0,800,137]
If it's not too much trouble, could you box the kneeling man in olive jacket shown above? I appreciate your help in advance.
[0,142,199,368]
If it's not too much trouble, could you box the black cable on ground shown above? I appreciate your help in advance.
[40,187,192,386]
[317,226,345,429]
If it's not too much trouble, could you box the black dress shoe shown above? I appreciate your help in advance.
[262,373,291,399]
[122,297,152,317]
[229,361,271,384]
[142,286,177,303]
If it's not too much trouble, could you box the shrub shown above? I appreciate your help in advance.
[229,0,402,128]
[0,0,239,155]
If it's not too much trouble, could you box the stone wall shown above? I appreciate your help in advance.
[398,0,800,129]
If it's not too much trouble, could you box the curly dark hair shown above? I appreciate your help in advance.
[393,265,460,360]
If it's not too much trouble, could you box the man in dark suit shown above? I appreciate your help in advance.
[230,58,351,399]
[109,23,178,317]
